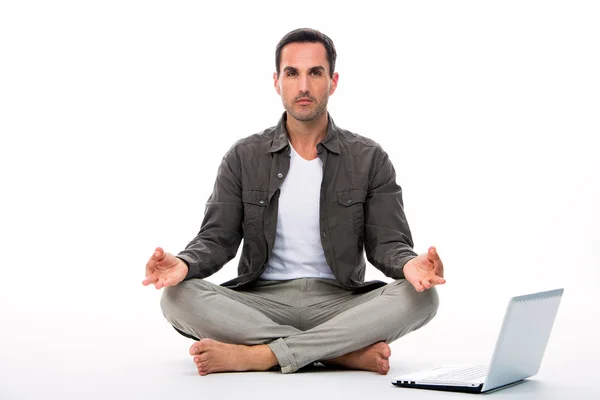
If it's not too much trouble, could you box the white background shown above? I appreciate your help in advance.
[1,1,599,399]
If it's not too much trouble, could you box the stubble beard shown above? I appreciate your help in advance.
[283,95,329,122]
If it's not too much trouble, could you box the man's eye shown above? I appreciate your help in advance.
[287,71,297,76]
[311,70,322,76]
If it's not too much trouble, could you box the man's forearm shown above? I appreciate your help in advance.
[366,241,418,279]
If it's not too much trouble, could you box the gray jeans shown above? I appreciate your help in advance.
[161,278,439,373]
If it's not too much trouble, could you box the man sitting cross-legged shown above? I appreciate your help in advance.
[142,27,445,376]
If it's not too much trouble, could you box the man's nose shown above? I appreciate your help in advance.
[298,74,309,92]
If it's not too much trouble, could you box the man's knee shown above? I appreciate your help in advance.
[160,279,212,322]
[386,279,440,319]
[419,286,440,320]
[380,280,440,341]
[159,279,215,339]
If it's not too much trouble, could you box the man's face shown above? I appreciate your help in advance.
[274,42,339,122]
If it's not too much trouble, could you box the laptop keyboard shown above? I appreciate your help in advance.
[424,365,488,382]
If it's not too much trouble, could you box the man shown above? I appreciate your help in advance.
[143,28,445,376]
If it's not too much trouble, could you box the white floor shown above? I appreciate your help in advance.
[3,282,599,400]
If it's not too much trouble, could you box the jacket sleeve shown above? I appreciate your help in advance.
[177,148,243,280]
[364,148,418,279]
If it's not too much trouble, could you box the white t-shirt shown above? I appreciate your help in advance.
[260,144,336,280]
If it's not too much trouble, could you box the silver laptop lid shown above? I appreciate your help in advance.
[482,288,563,392]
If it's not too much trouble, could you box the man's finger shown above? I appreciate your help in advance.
[435,260,444,278]
[145,259,157,278]
[427,246,441,262]
[431,276,446,285]
[154,247,165,261]
[146,258,156,269]
[146,248,163,272]
[427,246,444,277]
[412,281,424,292]
[421,279,432,290]
[142,275,158,286]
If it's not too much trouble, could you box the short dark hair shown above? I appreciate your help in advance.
[275,28,337,77]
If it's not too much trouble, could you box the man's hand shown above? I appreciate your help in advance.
[403,246,446,292]
[142,247,188,289]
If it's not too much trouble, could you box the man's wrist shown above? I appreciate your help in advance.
[176,257,190,272]
[400,255,417,272]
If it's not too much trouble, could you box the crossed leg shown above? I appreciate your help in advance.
[186,338,393,376]
[161,278,438,375]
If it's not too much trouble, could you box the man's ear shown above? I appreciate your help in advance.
[329,72,339,96]
[273,72,281,95]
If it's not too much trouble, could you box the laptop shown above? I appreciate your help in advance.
[392,288,564,394]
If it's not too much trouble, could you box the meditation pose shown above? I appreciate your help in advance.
[143,28,445,376]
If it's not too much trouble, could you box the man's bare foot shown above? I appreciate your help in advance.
[322,342,392,375]
[189,338,278,376]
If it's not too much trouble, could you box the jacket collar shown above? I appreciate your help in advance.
[269,111,341,154]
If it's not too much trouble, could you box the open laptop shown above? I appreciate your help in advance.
[392,288,564,394]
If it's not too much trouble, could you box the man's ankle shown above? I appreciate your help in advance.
[248,344,279,370]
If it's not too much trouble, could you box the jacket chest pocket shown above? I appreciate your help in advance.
[242,190,268,236]
[337,188,367,236]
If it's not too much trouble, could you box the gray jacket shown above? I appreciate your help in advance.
[177,112,418,292]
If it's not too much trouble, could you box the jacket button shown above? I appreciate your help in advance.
[323,231,328,238]
[347,199,352,204]
[259,200,265,205]
[277,173,283,179]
